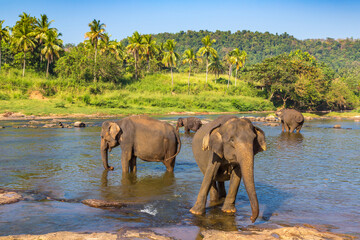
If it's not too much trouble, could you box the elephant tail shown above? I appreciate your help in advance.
[164,130,181,162]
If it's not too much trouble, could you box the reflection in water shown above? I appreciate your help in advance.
[0,117,359,236]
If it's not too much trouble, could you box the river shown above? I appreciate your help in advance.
[0,114,359,237]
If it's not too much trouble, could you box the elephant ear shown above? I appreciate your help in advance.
[254,126,266,154]
[202,123,224,158]
[109,122,121,140]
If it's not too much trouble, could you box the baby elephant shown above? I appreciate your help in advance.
[100,115,181,173]
[275,108,304,133]
[176,117,202,133]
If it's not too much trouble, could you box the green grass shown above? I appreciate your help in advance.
[0,69,275,116]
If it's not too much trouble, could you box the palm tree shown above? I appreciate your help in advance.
[183,49,201,94]
[126,31,143,80]
[231,48,247,86]
[35,14,56,43]
[162,39,180,89]
[208,55,225,82]
[142,34,158,72]
[84,19,106,82]
[12,17,37,77]
[224,53,236,89]
[197,35,218,84]
[0,20,10,72]
[40,30,63,77]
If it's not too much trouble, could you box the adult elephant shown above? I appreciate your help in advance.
[275,108,304,133]
[176,117,203,133]
[100,115,181,173]
[190,115,266,223]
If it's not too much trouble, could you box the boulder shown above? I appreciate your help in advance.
[333,125,341,129]
[0,191,22,205]
[74,121,86,127]
[82,199,127,208]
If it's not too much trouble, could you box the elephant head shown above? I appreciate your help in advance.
[176,118,184,132]
[100,121,122,170]
[202,118,266,222]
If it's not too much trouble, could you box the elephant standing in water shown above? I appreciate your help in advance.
[101,115,181,172]
[176,117,203,133]
[190,115,266,223]
[275,108,304,133]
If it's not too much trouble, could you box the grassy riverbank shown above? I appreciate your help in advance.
[0,70,275,116]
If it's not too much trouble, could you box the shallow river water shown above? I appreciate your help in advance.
[0,114,359,238]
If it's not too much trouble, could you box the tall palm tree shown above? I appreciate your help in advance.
[208,55,225,82]
[231,48,247,86]
[224,53,236,89]
[126,31,143,80]
[142,34,158,72]
[183,49,201,94]
[35,14,56,43]
[162,39,180,89]
[84,19,106,82]
[40,30,63,77]
[0,20,10,72]
[197,35,218,84]
[12,17,36,77]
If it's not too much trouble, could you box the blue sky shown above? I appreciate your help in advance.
[1,0,360,44]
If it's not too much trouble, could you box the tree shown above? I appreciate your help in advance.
[182,49,201,94]
[126,31,143,80]
[231,48,247,86]
[197,35,217,84]
[0,20,10,72]
[162,39,180,89]
[40,30,63,77]
[224,52,236,89]
[12,14,37,77]
[208,55,225,82]
[84,19,106,82]
[142,34,158,72]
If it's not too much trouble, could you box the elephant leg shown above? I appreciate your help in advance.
[284,123,290,132]
[290,124,296,133]
[163,157,175,172]
[121,149,132,173]
[281,121,285,132]
[209,181,220,204]
[129,155,137,172]
[222,167,241,213]
[218,181,226,199]
[190,156,221,215]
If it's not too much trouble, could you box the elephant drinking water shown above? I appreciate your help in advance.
[100,115,181,173]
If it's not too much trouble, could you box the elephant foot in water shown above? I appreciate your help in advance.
[190,204,205,215]
[221,203,236,213]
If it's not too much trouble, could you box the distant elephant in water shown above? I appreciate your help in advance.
[100,115,181,173]
[190,115,266,223]
[275,108,304,133]
[176,117,203,133]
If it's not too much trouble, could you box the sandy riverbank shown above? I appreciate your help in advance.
[0,226,356,240]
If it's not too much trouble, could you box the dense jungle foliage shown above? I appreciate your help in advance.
[0,13,359,114]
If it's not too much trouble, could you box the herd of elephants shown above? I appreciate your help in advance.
[100,108,305,223]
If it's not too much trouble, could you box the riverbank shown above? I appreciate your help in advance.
[0,225,356,240]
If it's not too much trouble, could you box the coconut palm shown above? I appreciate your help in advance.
[231,48,247,86]
[208,55,225,82]
[35,14,56,43]
[162,39,180,89]
[142,34,158,72]
[40,30,63,77]
[12,17,37,77]
[197,35,218,84]
[183,49,201,94]
[224,53,236,89]
[0,20,10,72]
[126,31,144,80]
[84,19,106,82]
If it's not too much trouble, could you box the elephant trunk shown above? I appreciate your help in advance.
[101,138,114,171]
[238,150,259,223]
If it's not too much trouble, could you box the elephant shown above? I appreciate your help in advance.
[190,115,266,223]
[275,108,304,133]
[176,117,203,133]
[100,115,181,173]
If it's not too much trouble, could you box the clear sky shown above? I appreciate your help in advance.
[1,0,360,44]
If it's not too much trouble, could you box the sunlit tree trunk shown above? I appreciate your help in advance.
[171,66,173,89]
[188,63,191,95]
[22,52,26,77]
[227,64,232,89]
[94,44,97,82]
[205,56,208,84]
[46,59,50,78]
[235,68,238,87]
